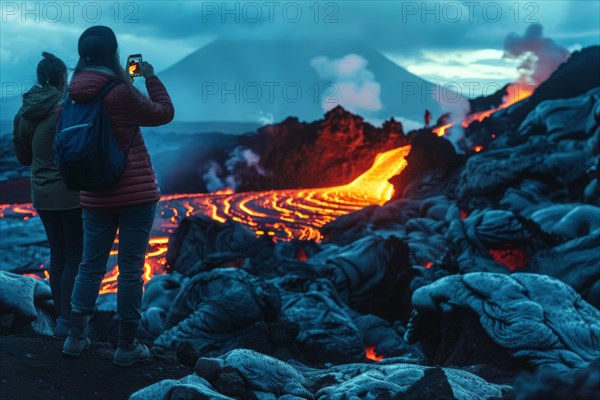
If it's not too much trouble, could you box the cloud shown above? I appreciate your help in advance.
[405,63,517,80]
[384,49,521,98]
[310,54,382,115]
[419,49,506,65]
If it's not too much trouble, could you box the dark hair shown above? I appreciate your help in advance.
[74,26,131,85]
[73,50,131,85]
[37,52,67,88]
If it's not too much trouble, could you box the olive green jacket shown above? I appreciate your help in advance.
[13,85,80,210]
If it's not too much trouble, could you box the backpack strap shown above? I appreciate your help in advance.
[95,80,138,151]
[95,80,138,152]
[95,80,121,101]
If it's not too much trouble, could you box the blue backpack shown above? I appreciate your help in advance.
[54,80,135,191]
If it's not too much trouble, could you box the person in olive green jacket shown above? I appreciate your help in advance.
[13,52,82,338]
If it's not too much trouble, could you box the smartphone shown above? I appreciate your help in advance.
[127,54,143,78]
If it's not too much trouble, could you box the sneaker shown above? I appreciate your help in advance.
[53,317,70,339]
[62,336,91,357]
[113,338,150,367]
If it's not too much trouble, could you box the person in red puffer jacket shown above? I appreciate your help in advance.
[62,26,174,367]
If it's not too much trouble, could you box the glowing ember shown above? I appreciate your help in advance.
[365,346,384,361]
[22,273,43,280]
[22,269,50,281]
[489,247,530,271]
[473,145,483,152]
[297,248,308,261]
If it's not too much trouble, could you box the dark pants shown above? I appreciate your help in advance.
[71,202,157,324]
[38,208,84,320]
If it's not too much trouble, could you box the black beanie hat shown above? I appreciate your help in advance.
[78,26,118,62]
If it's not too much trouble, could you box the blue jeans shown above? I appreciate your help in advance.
[71,202,157,323]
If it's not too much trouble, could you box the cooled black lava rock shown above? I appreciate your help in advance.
[405,273,600,370]
[131,349,510,399]
[399,366,455,400]
[505,359,600,400]
[389,130,466,202]
[155,268,281,357]
[314,235,412,319]
[194,358,222,381]
[166,215,273,277]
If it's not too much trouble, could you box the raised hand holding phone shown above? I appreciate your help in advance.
[127,54,143,78]
[140,61,155,79]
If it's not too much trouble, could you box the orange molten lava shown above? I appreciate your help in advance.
[159,145,411,243]
[434,123,452,137]
[433,82,535,137]
[365,346,384,361]
[13,205,37,221]
[98,236,171,295]
[99,262,155,295]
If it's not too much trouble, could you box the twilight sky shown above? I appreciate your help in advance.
[1,0,599,100]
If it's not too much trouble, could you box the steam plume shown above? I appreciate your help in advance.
[310,54,383,117]
[504,24,571,85]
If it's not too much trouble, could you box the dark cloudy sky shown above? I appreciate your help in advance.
[1,0,599,99]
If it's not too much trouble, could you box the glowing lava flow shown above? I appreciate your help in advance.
[159,145,411,242]
[433,82,535,137]
[13,205,37,221]
[2,145,411,293]
[98,237,170,295]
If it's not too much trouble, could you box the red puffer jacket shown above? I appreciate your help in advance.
[68,71,174,208]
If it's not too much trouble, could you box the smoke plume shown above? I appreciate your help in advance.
[504,24,571,85]
[310,54,383,117]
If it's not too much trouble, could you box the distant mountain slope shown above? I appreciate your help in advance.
[159,39,453,124]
